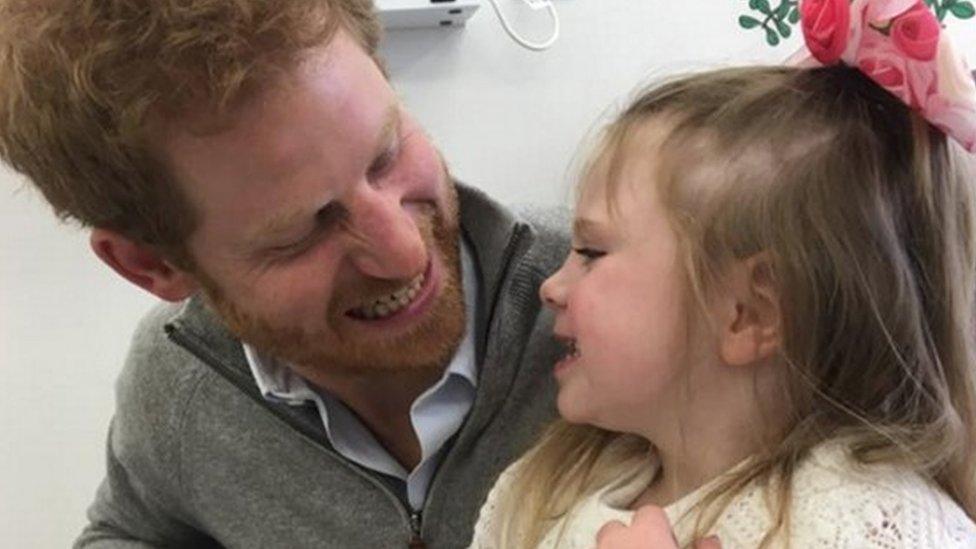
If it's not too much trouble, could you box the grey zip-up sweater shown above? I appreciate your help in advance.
[75,184,569,549]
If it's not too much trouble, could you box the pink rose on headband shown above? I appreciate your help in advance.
[857,57,908,104]
[858,26,939,108]
[801,0,852,63]
[794,0,976,152]
[890,2,940,61]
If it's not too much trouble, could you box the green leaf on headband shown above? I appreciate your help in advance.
[950,1,975,18]
[775,1,792,19]
[752,0,773,15]
[777,19,792,37]
[739,0,800,46]
[739,15,762,28]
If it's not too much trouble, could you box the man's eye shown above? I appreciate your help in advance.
[271,233,318,257]
[269,205,346,259]
[368,142,399,178]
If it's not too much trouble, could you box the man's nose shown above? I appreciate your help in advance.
[345,187,428,280]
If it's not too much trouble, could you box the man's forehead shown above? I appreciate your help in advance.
[169,39,380,158]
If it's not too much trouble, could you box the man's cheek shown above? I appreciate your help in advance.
[254,289,326,326]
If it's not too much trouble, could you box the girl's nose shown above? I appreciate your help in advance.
[540,262,569,310]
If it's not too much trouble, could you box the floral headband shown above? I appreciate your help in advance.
[788,0,976,152]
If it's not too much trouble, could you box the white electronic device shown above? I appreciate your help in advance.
[375,0,481,29]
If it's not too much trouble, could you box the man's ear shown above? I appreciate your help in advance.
[90,228,199,302]
[717,253,782,367]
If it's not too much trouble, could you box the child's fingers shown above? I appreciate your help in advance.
[630,505,674,541]
[596,505,679,548]
[693,535,723,549]
[595,519,628,546]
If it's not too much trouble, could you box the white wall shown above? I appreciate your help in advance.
[2,2,974,546]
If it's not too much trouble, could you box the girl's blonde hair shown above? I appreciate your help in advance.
[494,65,976,548]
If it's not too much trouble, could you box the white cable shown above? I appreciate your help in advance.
[486,0,560,52]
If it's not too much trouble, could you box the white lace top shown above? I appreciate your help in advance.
[469,443,976,548]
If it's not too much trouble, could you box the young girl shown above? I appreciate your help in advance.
[470,2,976,547]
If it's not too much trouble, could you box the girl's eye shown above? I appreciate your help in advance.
[573,247,606,263]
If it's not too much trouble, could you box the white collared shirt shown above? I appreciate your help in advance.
[242,243,479,511]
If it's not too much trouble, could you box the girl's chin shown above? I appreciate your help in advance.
[555,391,592,425]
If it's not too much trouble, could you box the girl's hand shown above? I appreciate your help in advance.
[595,505,722,549]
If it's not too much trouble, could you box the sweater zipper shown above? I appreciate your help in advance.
[165,326,422,547]
[407,221,530,543]
[409,511,425,548]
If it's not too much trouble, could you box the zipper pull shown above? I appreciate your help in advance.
[408,511,425,549]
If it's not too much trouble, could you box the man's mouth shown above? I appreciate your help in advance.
[347,271,427,320]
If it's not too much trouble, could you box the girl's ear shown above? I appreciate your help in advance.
[90,228,199,302]
[716,253,782,367]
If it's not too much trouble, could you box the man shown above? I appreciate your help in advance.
[0,1,566,546]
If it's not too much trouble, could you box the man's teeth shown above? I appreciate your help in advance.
[354,273,426,320]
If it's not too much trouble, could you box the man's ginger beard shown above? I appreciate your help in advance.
[197,190,466,376]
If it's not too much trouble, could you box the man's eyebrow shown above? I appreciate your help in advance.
[245,104,401,248]
[249,208,312,246]
[374,104,400,157]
